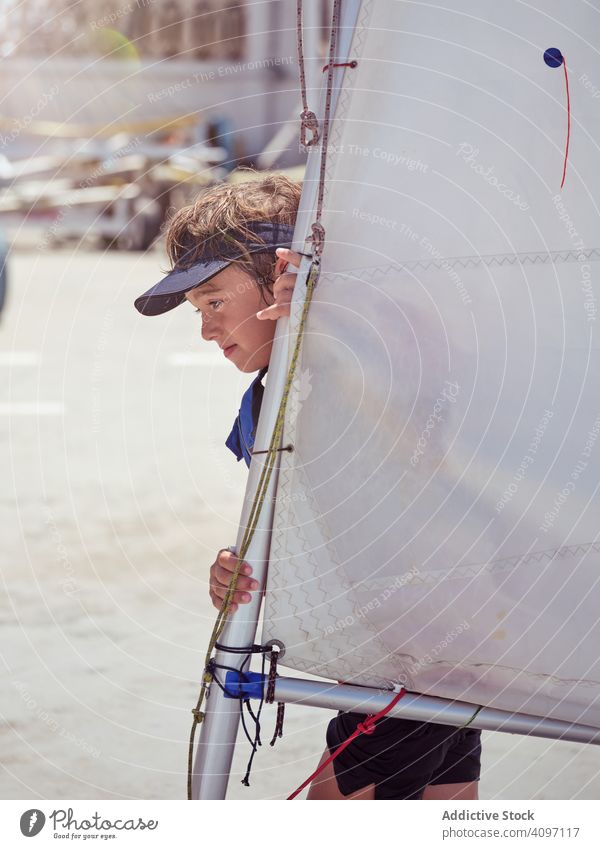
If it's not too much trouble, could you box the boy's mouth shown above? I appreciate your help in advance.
[222,344,237,358]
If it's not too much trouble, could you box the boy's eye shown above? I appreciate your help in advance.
[195,300,223,315]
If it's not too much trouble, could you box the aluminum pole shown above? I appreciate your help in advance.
[273,676,600,746]
[190,317,290,800]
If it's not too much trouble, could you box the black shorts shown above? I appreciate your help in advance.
[326,710,482,800]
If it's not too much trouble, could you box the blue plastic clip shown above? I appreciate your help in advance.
[223,670,266,700]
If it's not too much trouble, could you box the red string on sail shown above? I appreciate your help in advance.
[560,57,571,189]
[543,47,570,189]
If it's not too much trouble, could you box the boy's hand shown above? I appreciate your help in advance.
[209,548,260,612]
[256,247,303,321]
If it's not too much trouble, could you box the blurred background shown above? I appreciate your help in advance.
[0,0,332,252]
[1,0,598,802]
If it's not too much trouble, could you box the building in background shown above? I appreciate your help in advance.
[0,1,334,248]
[0,0,333,163]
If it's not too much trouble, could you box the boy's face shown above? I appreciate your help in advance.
[184,262,278,373]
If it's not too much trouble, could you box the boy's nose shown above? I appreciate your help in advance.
[201,320,219,343]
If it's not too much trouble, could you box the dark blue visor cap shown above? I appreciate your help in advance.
[134,221,298,316]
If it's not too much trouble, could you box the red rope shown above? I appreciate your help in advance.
[560,56,571,189]
[286,688,406,800]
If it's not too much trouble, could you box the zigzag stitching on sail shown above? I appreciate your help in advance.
[268,492,387,672]
[465,539,600,571]
[263,354,329,655]
[270,511,387,668]
[288,654,392,690]
[329,247,600,282]
[264,381,371,669]
[266,317,389,661]
[292,417,395,664]
[402,541,600,586]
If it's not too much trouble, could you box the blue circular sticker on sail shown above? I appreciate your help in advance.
[544,47,564,68]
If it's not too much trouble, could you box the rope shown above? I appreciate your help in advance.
[203,657,257,747]
[214,642,267,654]
[266,650,278,702]
[266,648,286,746]
[309,0,342,259]
[270,703,286,747]
[297,0,319,147]
[200,650,274,786]
[240,650,267,785]
[286,689,407,800]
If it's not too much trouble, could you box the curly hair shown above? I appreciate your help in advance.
[164,167,302,306]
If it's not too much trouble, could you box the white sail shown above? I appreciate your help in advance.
[261,0,600,728]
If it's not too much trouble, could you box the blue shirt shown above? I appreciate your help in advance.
[225,366,268,467]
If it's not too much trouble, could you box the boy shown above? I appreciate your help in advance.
[134,170,481,801]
